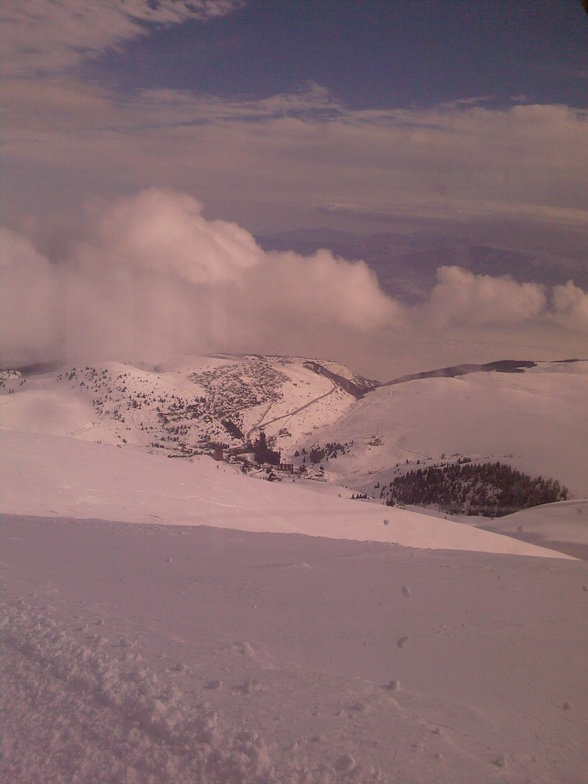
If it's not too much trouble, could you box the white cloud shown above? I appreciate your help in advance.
[0,190,398,366]
[1,0,245,77]
[86,188,262,285]
[240,249,399,335]
[426,267,547,327]
[551,281,588,331]
[3,189,587,376]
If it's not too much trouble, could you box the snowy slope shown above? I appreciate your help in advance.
[303,361,588,498]
[479,499,588,559]
[2,516,587,784]
[2,356,588,784]
[0,428,570,558]
[0,355,355,454]
[2,357,586,502]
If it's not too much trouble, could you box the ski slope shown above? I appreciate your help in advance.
[0,428,569,558]
[306,361,588,498]
[2,355,587,783]
[3,515,587,784]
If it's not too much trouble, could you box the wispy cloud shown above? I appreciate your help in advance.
[0,0,246,77]
[2,0,587,245]
[3,78,587,239]
[436,95,496,110]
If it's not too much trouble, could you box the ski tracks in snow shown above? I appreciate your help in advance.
[247,380,338,441]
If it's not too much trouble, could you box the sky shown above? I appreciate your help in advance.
[1,0,587,376]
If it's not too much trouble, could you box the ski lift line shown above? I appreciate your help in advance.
[245,401,275,441]
[246,381,337,440]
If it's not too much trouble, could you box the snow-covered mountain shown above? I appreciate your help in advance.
[2,350,587,556]
[302,359,588,499]
[2,354,587,498]
[0,355,358,456]
[2,353,588,783]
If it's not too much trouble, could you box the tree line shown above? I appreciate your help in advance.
[382,461,568,516]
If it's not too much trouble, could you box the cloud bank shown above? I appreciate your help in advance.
[428,267,547,327]
[1,0,245,77]
[0,190,396,366]
[3,76,587,249]
[1,189,586,375]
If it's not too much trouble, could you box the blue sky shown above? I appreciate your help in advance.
[89,1,588,110]
[1,1,588,370]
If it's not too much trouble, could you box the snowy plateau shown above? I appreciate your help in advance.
[1,354,588,783]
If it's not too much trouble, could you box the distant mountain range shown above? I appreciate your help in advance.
[257,228,587,303]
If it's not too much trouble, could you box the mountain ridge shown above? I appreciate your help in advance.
[2,354,587,504]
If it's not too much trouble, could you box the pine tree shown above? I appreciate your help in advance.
[253,430,280,465]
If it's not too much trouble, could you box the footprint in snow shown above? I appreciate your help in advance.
[235,678,261,695]
[334,753,356,772]
[233,640,255,657]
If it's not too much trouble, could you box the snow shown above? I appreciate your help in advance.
[0,355,355,455]
[490,499,588,545]
[0,384,95,436]
[306,361,588,498]
[239,360,353,448]
[3,357,586,499]
[480,499,588,559]
[0,428,572,558]
[2,516,587,783]
[2,354,588,783]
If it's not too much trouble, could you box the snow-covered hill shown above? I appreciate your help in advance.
[2,355,587,500]
[0,355,356,456]
[301,360,588,499]
[0,428,570,558]
[479,499,588,560]
[2,354,587,783]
